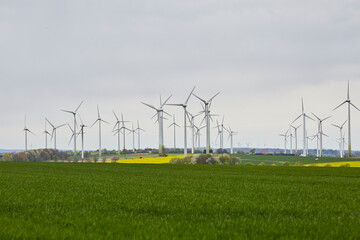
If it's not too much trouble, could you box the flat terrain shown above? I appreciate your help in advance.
[236,154,360,165]
[1,162,360,239]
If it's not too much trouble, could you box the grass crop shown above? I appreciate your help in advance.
[235,154,360,166]
[0,162,360,239]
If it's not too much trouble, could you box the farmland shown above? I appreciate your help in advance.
[1,162,360,239]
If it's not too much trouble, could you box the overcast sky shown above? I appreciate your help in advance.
[1,0,360,152]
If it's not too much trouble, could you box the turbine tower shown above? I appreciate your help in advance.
[91,105,109,157]
[312,113,331,157]
[135,120,145,151]
[23,114,35,152]
[168,115,180,150]
[166,87,195,157]
[46,118,66,150]
[61,101,83,159]
[192,92,220,154]
[43,118,51,149]
[332,120,347,158]
[290,124,301,154]
[333,81,360,157]
[142,95,172,156]
[292,98,314,156]
[225,125,237,154]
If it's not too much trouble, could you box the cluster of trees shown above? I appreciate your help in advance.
[1,149,70,162]
[170,154,241,165]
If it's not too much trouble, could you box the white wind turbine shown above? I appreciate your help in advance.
[46,118,66,150]
[168,115,180,150]
[333,81,360,157]
[312,113,331,157]
[112,112,131,154]
[128,123,137,152]
[142,95,172,156]
[187,112,202,154]
[225,125,237,154]
[78,114,88,159]
[279,130,289,154]
[290,124,301,154]
[43,118,51,149]
[112,111,122,155]
[192,92,220,154]
[135,120,145,151]
[292,98,314,156]
[91,105,109,157]
[214,116,225,150]
[61,101,83,159]
[166,87,195,157]
[23,114,35,152]
[114,113,131,152]
[194,125,205,151]
[332,120,347,158]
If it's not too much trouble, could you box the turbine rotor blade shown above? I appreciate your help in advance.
[142,102,158,111]
[192,93,206,103]
[333,100,347,111]
[75,100,84,113]
[350,102,360,111]
[185,86,196,105]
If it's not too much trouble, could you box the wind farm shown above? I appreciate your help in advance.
[1,1,360,239]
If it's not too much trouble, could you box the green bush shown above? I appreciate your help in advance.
[295,162,304,166]
[282,161,290,166]
[245,162,254,166]
[218,155,241,165]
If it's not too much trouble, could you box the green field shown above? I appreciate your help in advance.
[236,154,360,165]
[1,162,360,239]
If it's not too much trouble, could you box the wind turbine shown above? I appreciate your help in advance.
[91,105,109,157]
[128,123,137,152]
[332,120,347,158]
[43,118,51,149]
[333,81,360,157]
[279,130,289,154]
[292,98,314,156]
[78,114,88,159]
[306,133,316,155]
[166,87,195,157]
[46,118,66,150]
[142,95,172,156]
[112,111,122,155]
[214,116,225,150]
[135,120,145,151]
[168,115,180,150]
[225,125,237,154]
[23,114,35,152]
[187,112,202,153]
[61,101,83,159]
[290,124,301,154]
[194,125,205,150]
[192,91,220,154]
[312,113,331,157]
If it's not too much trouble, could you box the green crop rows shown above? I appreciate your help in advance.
[1,162,359,239]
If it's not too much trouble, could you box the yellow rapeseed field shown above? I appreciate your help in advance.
[305,161,360,167]
[115,155,188,164]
